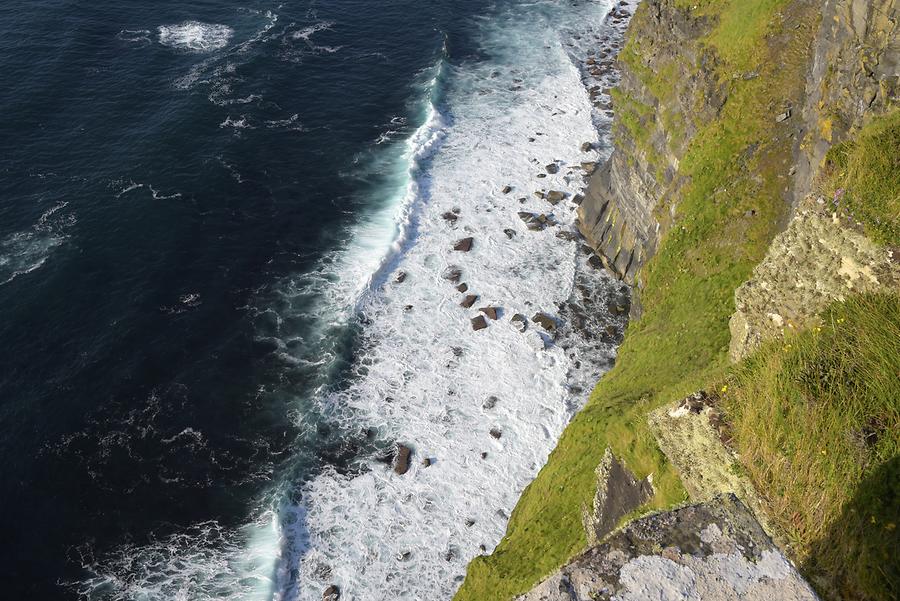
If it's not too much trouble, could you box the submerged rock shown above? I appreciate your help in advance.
[531,312,557,331]
[323,585,340,601]
[479,306,500,320]
[461,294,478,308]
[511,314,528,332]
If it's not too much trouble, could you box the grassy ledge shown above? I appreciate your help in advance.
[454,1,817,599]
[720,293,900,601]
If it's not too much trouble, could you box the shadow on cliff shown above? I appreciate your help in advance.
[801,455,899,601]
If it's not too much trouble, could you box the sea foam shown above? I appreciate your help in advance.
[158,21,234,52]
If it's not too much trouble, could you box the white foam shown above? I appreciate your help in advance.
[277,2,621,599]
[158,21,234,52]
[0,202,73,286]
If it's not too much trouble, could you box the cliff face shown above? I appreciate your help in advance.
[794,0,899,205]
[577,0,725,290]
[456,1,897,600]
[579,0,898,291]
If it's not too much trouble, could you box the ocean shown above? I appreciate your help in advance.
[0,0,631,599]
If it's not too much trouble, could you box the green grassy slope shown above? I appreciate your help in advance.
[454,1,818,599]
[721,293,899,601]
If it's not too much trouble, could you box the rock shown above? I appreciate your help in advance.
[489,428,502,439]
[454,237,474,252]
[465,518,476,527]
[588,254,605,270]
[580,141,593,152]
[442,266,462,283]
[457,283,469,293]
[481,451,488,459]
[533,191,546,200]
[461,294,478,308]
[323,585,340,601]
[471,315,488,331]
[395,271,407,283]
[442,211,458,224]
[480,306,500,320]
[518,495,818,601]
[502,185,513,194]
[511,314,528,332]
[393,445,412,475]
[545,163,560,174]
[422,457,432,468]
[531,312,557,331]
[572,193,585,205]
[504,228,516,239]
[775,109,791,123]
[518,211,536,223]
[582,448,654,546]
[483,395,499,410]
[556,230,580,242]
[546,190,565,205]
[581,161,597,175]
[536,173,547,179]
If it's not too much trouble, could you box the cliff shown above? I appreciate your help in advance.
[455,1,898,601]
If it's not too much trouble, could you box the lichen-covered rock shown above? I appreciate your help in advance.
[648,393,778,546]
[728,202,899,362]
[517,495,818,601]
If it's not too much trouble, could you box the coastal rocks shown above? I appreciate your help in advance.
[581,448,654,546]
[504,228,517,239]
[517,495,819,601]
[489,428,502,439]
[456,283,469,293]
[728,203,900,362]
[323,585,340,601]
[580,142,593,152]
[471,315,488,331]
[502,185,513,194]
[511,314,528,332]
[531,312,557,332]
[454,237,474,252]
[482,395,499,410]
[395,271,407,283]
[393,444,412,475]
[580,161,597,175]
[545,190,566,205]
[479,306,500,320]
[442,266,462,283]
[545,163,560,174]
[461,294,478,308]
[442,211,459,224]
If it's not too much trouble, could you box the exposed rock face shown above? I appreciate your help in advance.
[793,0,899,206]
[577,0,722,286]
[517,495,819,601]
[728,201,899,362]
[581,448,653,546]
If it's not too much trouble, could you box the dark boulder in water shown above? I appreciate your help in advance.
[532,312,557,331]
[457,282,469,293]
[546,190,566,205]
[545,163,560,174]
[471,315,488,331]
[454,237,474,252]
[461,294,478,308]
[442,266,462,283]
[480,306,500,320]
[511,314,528,332]
[502,185,513,194]
[323,586,340,601]
[393,444,412,475]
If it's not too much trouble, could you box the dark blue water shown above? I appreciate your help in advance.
[0,1,488,597]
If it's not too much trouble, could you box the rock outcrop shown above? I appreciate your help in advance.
[517,495,818,601]
[581,448,653,546]
[577,0,724,287]
[793,0,899,206]
[728,199,899,362]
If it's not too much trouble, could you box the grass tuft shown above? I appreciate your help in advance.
[720,293,900,601]
[824,110,900,246]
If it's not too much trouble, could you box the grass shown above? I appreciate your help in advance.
[823,110,900,246]
[719,293,900,601]
[453,1,814,599]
